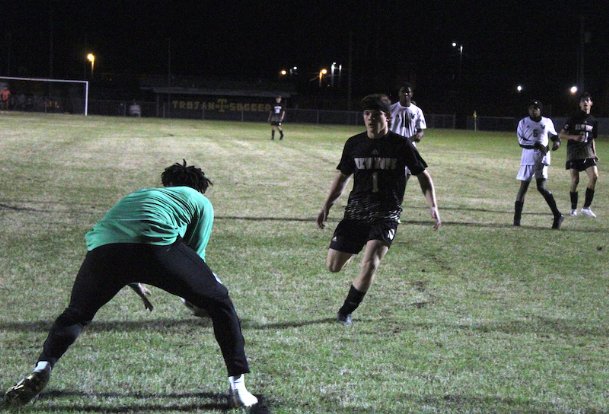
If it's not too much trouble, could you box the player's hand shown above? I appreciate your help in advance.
[534,142,548,155]
[430,206,442,230]
[130,283,154,311]
[317,208,329,229]
[551,140,561,151]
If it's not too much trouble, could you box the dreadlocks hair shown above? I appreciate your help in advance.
[161,159,213,193]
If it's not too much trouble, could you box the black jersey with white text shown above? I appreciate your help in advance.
[563,110,598,161]
[337,131,428,222]
[270,103,284,121]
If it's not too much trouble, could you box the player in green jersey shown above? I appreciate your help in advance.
[3,160,258,409]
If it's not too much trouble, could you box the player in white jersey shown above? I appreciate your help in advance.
[389,82,427,146]
[513,100,563,229]
[389,82,427,193]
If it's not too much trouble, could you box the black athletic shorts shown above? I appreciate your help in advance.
[270,121,282,126]
[566,157,598,171]
[329,219,399,254]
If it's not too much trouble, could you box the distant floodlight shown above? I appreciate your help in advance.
[516,85,523,93]
[86,53,95,77]
[569,86,578,95]
[279,69,287,76]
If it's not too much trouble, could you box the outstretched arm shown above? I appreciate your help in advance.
[415,170,442,230]
[317,172,351,229]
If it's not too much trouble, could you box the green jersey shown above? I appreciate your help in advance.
[85,186,214,261]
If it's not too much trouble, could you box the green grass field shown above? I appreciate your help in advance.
[0,112,608,413]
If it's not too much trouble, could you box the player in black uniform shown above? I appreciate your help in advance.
[316,94,441,326]
[558,92,599,217]
[268,96,286,140]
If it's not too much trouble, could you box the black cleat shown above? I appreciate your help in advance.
[513,220,520,227]
[337,312,352,326]
[552,214,564,230]
[3,367,51,407]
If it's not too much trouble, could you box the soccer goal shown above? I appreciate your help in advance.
[0,76,89,115]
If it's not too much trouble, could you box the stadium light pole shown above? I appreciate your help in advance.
[86,53,95,78]
[451,42,463,82]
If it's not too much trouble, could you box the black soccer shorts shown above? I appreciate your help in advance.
[329,219,398,254]
[565,157,598,172]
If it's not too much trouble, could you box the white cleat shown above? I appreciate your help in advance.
[228,387,258,408]
[569,209,578,217]
[580,207,597,218]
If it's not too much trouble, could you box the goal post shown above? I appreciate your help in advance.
[0,76,89,115]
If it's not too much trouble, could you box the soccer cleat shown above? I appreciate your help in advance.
[569,209,578,217]
[580,207,596,218]
[337,312,352,327]
[3,367,51,407]
[228,387,258,408]
[513,219,520,227]
[552,214,564,230]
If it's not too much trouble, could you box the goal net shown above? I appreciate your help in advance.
[0,76,89,115]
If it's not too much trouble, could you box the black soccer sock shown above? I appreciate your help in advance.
[513,201,524,225]
[583,188,595,208]
[280,131,284,139]
[338,285,366,316]
[540,191,561,216]
[570,191,578,210]
[271,131,275,140]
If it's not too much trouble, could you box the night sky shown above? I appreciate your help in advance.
[2,0,608,115]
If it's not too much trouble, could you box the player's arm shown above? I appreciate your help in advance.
[558,128,585,142]
[550,134,561,151]
[412,129,424,143]
[128,283,154,311]
[415,170,442,230]
[317,172,351,229]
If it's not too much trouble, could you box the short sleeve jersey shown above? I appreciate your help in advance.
[563,111,598,161]
[85,186,214,261]
[389,102,427,145]
[337,131,428,222]
[270,103,284,122]
[517,116,557,166]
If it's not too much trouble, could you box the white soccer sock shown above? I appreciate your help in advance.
[34,361,51,372]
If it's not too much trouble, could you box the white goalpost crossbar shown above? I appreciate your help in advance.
[0,76,89,116]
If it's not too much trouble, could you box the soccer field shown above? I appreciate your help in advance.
[0,112,608,413]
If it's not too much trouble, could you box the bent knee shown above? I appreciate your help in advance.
[326,261,343,273]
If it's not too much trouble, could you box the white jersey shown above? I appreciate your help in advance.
[389,102,426,146]
[517,116,557,166]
